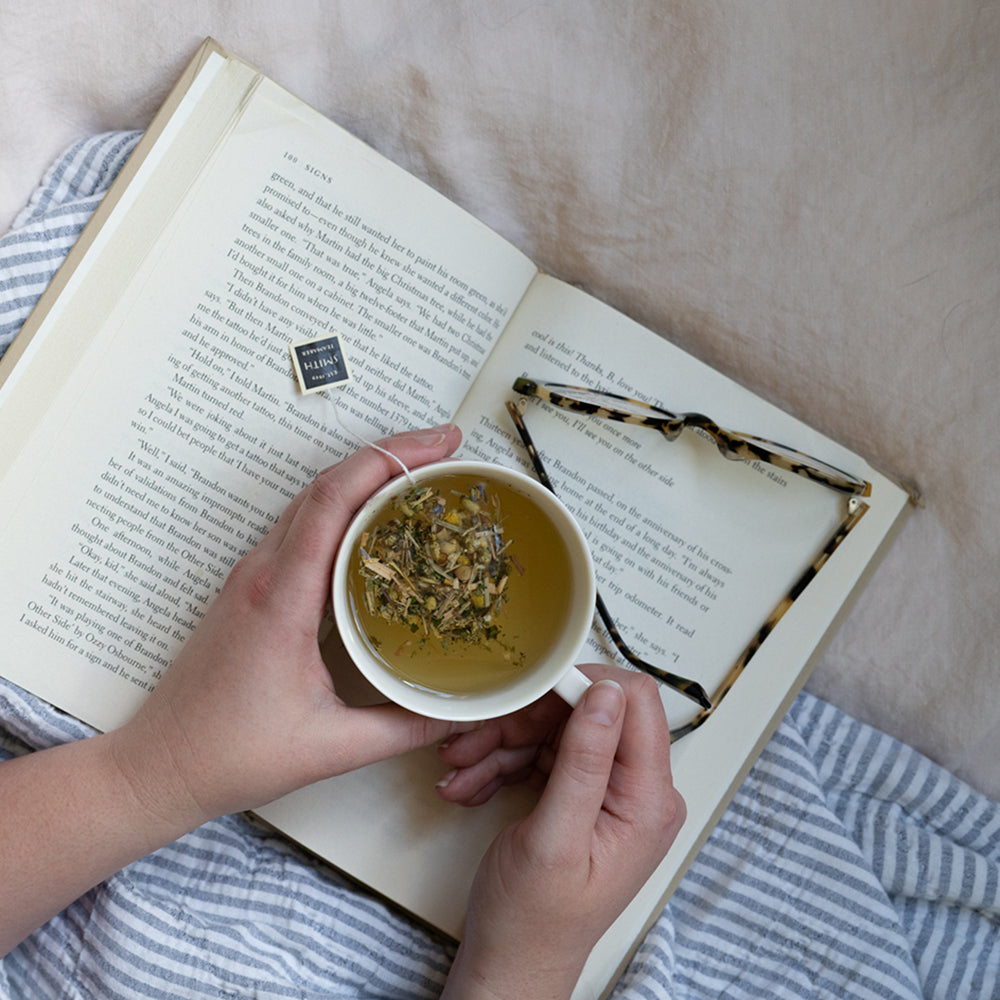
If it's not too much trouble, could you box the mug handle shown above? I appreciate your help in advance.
[553,665,592,707]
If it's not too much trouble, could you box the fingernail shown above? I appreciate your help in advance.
[583,679,624,726]
[412,423,458,447]
[436,769,457,789]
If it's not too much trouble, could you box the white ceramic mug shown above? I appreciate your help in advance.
[331,459,596,721]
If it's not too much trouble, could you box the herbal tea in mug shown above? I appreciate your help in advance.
[346,472,575,696]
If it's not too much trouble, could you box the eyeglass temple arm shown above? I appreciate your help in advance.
[506,400,713,710]
[594,592,713,710]
[668,496,871,742]
[505,399,556,489]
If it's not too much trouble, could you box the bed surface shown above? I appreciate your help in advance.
[0,2,997,800]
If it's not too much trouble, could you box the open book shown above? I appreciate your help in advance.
[0,40,911,998]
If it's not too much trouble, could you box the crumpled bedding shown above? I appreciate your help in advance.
[1,127,998,1000]
[0,3,996,803]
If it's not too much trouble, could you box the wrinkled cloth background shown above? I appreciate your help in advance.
[0,1,997,804]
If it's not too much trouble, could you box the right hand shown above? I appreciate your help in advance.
[438,666,685,999]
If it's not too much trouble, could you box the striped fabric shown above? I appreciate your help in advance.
[1,133,998,999]
[0,131,143,356]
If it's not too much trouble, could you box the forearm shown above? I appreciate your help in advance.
[0,430,467,958]
[0,727,201,957]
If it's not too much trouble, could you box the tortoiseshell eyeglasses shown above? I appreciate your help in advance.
[506,377,871,742]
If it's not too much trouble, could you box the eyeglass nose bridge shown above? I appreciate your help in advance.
[661,411,741,457]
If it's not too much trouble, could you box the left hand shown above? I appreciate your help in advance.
[109,423,470,830]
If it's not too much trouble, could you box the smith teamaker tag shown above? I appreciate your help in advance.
[289,335,352,394]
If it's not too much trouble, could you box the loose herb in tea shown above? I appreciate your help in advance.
[358,481,515,647]
[346,472,575,697]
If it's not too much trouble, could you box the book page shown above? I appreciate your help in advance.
[0,59,536,732]
[453,274,910,996]
[456,274,864,730]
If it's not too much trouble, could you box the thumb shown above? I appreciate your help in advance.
[528,680,626,852]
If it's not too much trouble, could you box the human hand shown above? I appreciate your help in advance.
[108,424,470,833]
[438,666,685,999]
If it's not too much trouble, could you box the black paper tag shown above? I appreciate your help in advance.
[289,335,352,394]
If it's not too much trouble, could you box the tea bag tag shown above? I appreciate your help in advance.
[289,334,352,393]
[288,334,413,483]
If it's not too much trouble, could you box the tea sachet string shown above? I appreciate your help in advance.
[326,391,416,484]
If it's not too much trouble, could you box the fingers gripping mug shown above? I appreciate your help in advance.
[331,460,596,721]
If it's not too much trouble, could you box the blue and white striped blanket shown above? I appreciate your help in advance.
[1,134,998,1000]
